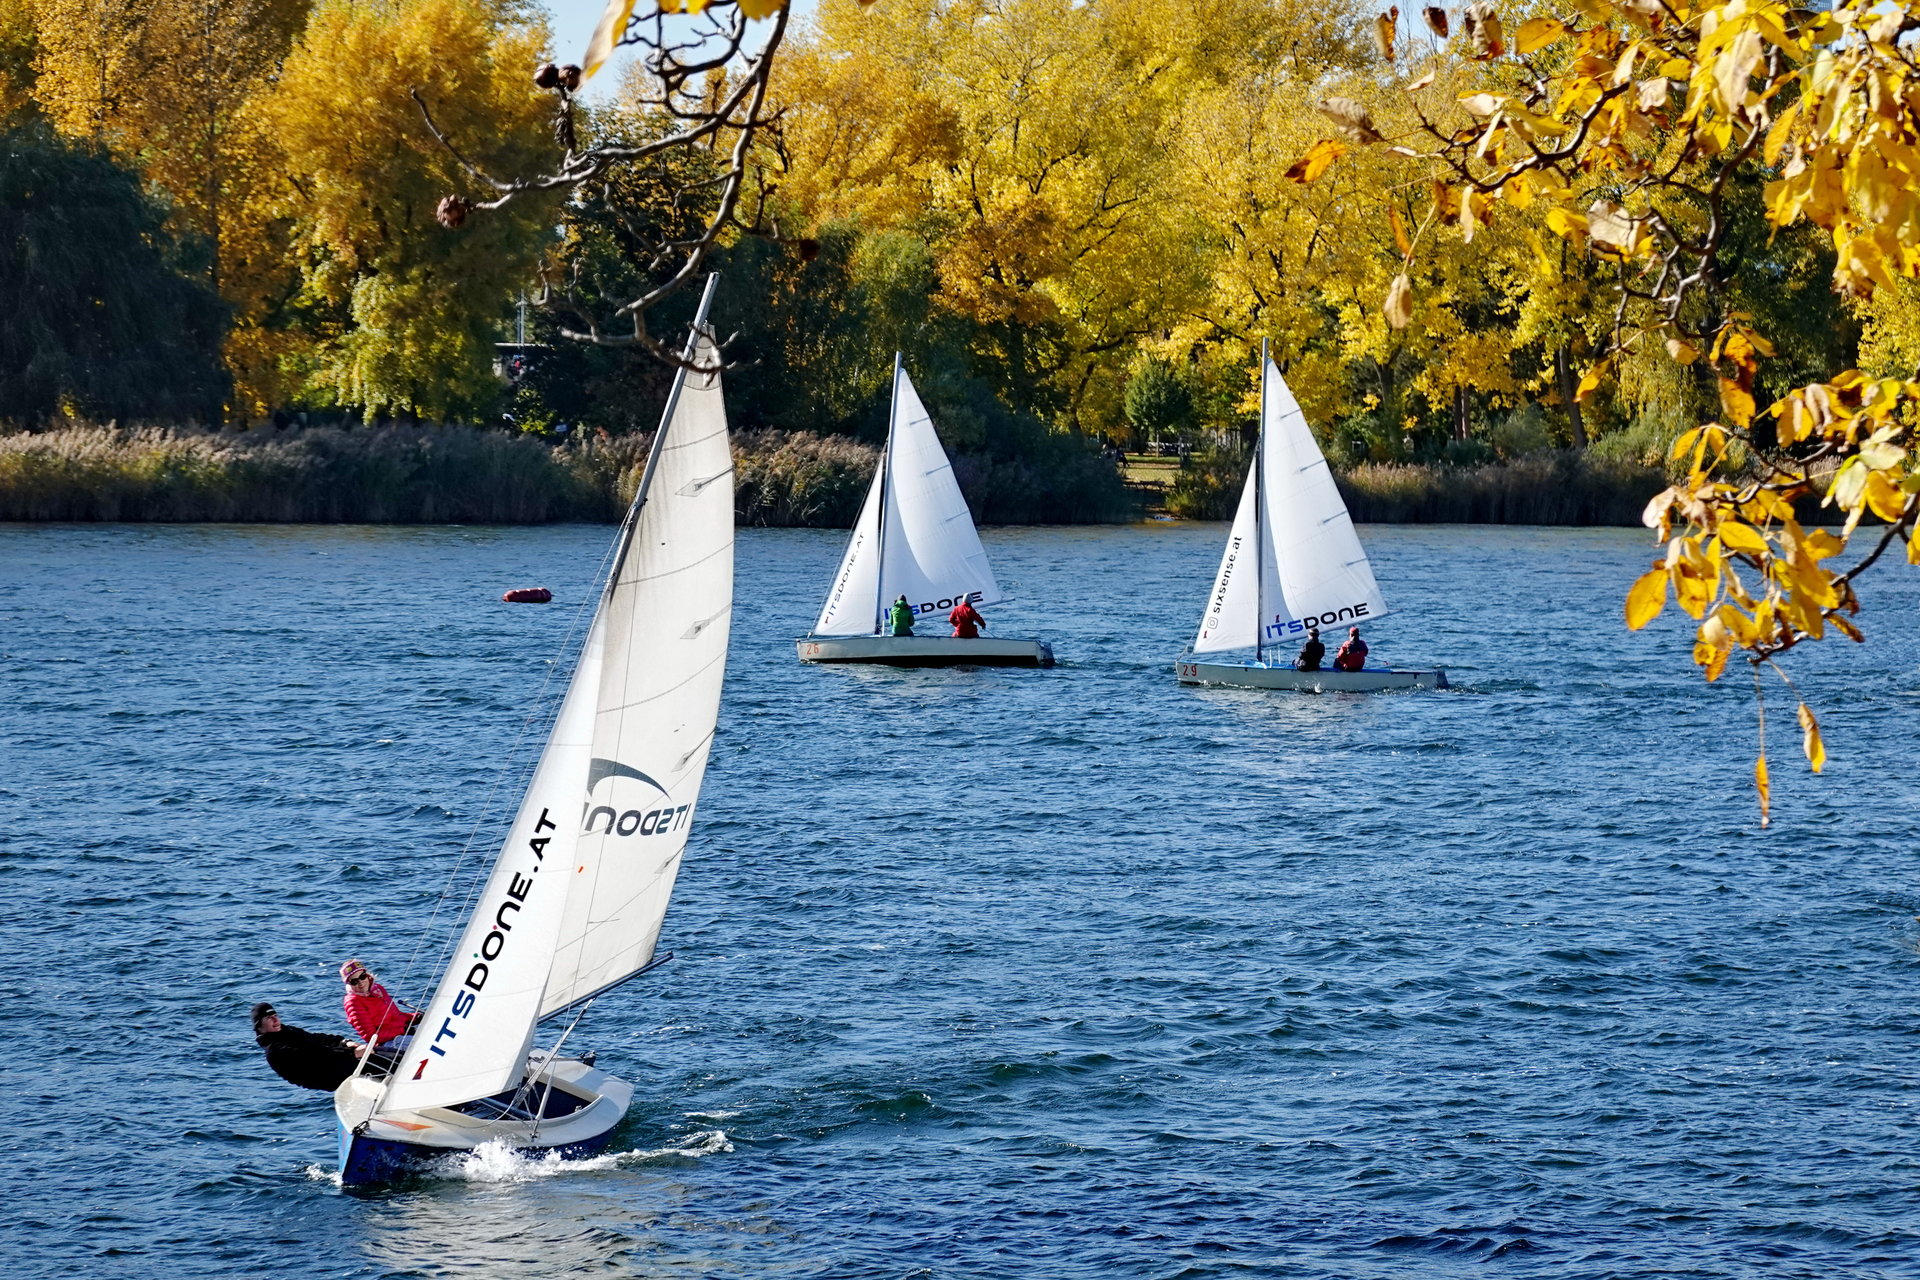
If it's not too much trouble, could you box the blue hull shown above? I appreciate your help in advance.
[337,1123,620,1186]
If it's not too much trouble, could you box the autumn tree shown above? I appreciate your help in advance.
[258,0,558,418]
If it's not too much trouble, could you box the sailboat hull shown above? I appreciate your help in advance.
[797,635,1055,667]
[1176,658,1448,692]
[333,1054,633,1185]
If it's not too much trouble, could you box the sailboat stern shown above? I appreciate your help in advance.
[334,1056,633,1185]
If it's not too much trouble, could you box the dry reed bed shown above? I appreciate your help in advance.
[0,424,1133,525]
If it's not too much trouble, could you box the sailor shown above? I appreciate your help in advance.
[1294,625,1324,671]
[1332,625,1369,672]
[948,597,987,639]
[340,959,419,1050]
[888,595,916,637]
[253,1002,366,1091]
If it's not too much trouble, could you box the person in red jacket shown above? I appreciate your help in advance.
[948,598,988,638]
[340,959,418,1048]
[1332,626,1369,672]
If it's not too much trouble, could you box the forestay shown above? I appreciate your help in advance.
[812,364,1002,635]
[1192,359,1388,655]
[378,331,733,1116]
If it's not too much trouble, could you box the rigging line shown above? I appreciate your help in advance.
[528,996,596,1145]
[395,523,622,1006]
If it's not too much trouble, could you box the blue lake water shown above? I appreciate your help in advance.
[4,520,1919,1279]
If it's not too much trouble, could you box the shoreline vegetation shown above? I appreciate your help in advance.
[0,424,1671,527]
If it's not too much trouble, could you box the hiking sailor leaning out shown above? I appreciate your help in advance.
[253,1002,366,1091]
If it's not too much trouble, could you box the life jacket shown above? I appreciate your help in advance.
[888,601,915,636]
[1333,639,1368,672]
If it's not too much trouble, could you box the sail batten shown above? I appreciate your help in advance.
[376,295,732,1117]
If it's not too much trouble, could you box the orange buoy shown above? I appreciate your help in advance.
[502,587,553,604]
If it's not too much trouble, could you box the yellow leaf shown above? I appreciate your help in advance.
[736,0,787,14]
[1384,273,1413,329]
[1503,174,1534,209]
[1389,204,1412,257]
[1833,614,1865,642]
[1374,12,1397,61]
[1718,378,1755,428]
[1625,568,1668,629]
[1755,752,1770,827]
[1718,520,1769,556]
[1515,16,1567,53]
[1797,703,1825,773]
[1284,138,1348,183]
[1545,206,1589,242]
[1863,469,1908,522]
[1666,337,1700,364]
[1576,359,1609,402]
[1764,99,1799,166]
[1460,93,1504,117]
[581,0,642,81]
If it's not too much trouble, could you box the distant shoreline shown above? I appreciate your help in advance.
[1,424,1666,528]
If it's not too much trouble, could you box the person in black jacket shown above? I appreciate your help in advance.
[252,1002,366,1091]
[1294,626,1325,672]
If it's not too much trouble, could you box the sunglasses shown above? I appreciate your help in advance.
[347,972,371,983]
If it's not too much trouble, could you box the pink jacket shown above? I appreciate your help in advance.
[344,981,415,1043]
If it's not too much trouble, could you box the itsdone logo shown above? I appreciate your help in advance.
[583,756,693,840]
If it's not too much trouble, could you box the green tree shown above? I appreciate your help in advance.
[0,123,227,423]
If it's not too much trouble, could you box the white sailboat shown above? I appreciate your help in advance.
[1175,346,1446,692]
[334,277,735,1183]
[795,354,1054,668]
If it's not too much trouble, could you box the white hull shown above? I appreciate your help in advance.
[1176,658,1447,692]
[335,1051,631,1183]
[797,635,1055,668]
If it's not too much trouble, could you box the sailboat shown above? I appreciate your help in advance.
[795,355,1054,668]
[333,277,735,1184]
[1175,346,1447,692]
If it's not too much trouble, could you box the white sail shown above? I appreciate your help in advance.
[1189,358,1387,658]
[875,367,1002,624]
[810,361,1001,636]
[812,461,883,636]
[1256,360,1387,645]
[541,332,733,1016]
[378,328,732,1115]
[1191,460,1259,653]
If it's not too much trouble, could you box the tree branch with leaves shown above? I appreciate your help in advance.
[1299,0,1920,822]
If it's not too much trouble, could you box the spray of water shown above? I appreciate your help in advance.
[447,1130,733,1184]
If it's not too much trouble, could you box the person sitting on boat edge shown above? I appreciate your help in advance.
[1294,625,1324,671]
[340,959,419,1051]
[1332,626,1369,672]
[253,1002,366,1091]
[888,595,915,637]
[948,597,987,639]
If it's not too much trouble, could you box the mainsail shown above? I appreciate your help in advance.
[1192,357,1388,655]
[812,358,1002,635]
[379,315,733,1116]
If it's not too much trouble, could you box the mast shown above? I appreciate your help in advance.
[872,350,902,634]
[1255,339,1267,665]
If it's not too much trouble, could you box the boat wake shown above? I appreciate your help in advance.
[446,1129,734,1183]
